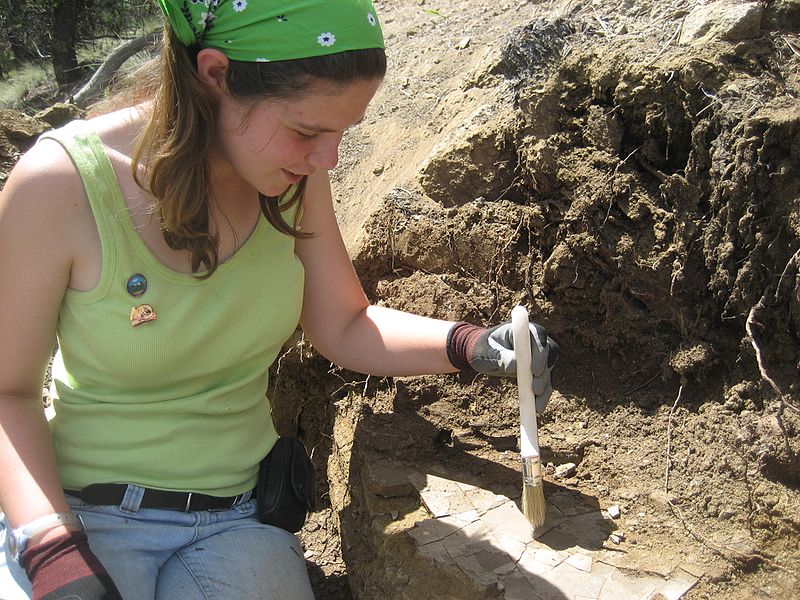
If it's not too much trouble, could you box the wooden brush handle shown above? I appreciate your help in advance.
[512,305,540,458]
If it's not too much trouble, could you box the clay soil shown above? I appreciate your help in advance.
[2,1,799,599]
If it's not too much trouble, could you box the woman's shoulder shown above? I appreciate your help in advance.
[2,130,85,215]
[2,104,145,209]
[0,121,99,256]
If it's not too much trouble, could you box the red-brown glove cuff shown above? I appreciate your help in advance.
[446,322,484,371]
[22,530,119,600]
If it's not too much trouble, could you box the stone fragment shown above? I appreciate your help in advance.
[408,515,465,546]
[598,568,662,599]
[483,500,536,545]
[456,36,471,49]
[535,561,607,599]
[409,472,466,516]
[363,459,415,498]
[565,552,593,572]
[0,109,50,144]
[679,1,762,46]
[501,571,537,600]
[35,102,83,128]
[607,504,621,519]
[555,462,577,478]
[657,568,700,600]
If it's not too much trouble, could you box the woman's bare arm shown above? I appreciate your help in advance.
[296,171,459,376]
[0,141,87,543]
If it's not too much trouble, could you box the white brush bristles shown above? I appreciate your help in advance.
[522,480,547,529]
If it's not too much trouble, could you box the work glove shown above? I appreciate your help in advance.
[22,530,122,600]
[446,320,559,413]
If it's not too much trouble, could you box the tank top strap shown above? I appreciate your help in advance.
[38,118,130,240]
[38,120,140,299]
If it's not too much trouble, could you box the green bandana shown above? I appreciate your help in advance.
[157,0,384,62]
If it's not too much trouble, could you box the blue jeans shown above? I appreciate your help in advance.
[0,485,315,599]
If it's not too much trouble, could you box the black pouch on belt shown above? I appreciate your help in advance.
[256,437,316,533]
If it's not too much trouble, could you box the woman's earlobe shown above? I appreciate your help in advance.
[195,49,230,91]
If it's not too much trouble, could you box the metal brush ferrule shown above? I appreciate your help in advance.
[521,457,542,487]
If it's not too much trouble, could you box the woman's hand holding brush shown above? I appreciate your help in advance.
[446,319,559,413]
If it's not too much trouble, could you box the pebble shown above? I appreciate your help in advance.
[609,533,625,544]
[608,505,621,519]
[555,462,577,478]
[456,37,471,49]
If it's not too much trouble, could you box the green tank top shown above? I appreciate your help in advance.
[43,121,305,496]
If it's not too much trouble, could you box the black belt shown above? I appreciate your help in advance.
[65,483,252,512]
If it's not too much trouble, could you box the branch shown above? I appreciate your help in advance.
[72,30,160,108]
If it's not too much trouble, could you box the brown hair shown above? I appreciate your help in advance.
[132,27,386,276]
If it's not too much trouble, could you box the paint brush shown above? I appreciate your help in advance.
[511,304,547,529]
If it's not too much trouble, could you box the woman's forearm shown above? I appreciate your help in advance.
[312,305,460,376]
[0,395,73,533]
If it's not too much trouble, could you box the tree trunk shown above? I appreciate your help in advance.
[52,0,80,88]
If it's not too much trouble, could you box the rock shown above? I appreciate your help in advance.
[608,505,621,519]
[555,462,577,478]
[455,37,471,49]
[649,490,677,506]
[35,102,83,128]
[363,458,416,498]
[679,1,762,46]
[0,109,50,145]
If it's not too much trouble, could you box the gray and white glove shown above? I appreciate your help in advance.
[446,320,559,413]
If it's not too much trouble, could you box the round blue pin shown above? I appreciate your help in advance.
[126,273,147,297]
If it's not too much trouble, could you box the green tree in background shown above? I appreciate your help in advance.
[0,0,154,88]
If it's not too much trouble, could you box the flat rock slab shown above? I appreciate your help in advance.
[409,472,700,600]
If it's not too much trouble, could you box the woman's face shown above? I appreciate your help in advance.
[213,76,383,197]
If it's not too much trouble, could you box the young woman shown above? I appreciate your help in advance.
[0,1,558,598]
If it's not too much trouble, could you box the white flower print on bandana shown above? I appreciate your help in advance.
[199,11,216,26]
[317,32,336,47]
[232,0,247,12]
[367,13,376,26]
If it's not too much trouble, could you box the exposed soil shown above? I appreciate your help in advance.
[2,1,799,599]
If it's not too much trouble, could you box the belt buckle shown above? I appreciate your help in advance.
[183,492,193,512]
